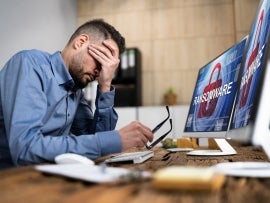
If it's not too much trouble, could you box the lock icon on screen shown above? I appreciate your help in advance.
[239,10,264,108]
[198,62,222,118]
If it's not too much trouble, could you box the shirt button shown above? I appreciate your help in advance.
[100,97,104,101]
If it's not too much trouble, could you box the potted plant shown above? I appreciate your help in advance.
[164,87,177,105]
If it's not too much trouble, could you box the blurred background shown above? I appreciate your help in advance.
[0,0,259,106]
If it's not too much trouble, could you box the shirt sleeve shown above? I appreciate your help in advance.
[94,86,119,132]
[1,52,121,166]
[70,86,122,157]
[71,86,118,134]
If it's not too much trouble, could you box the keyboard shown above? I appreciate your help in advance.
[105,151,154,164]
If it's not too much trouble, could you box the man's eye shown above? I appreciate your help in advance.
[97,63,102,71]
[94,59,101,71]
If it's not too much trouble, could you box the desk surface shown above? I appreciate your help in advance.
[1,142,270,203]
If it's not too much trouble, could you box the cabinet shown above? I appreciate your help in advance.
[112,48,142,107]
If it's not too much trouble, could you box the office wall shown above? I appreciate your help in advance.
[77,0,259,106]
[0,0,77,68]
[115,105,189,140]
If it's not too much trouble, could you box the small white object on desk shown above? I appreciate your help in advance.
[54,153,94,165]
[212,162,270,178]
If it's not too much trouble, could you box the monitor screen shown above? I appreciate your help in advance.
[184,37,247,136]
[227,0,270,142]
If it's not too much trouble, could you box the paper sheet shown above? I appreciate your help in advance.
[35,164,131,183]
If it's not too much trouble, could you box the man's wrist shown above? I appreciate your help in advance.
[98,83,112,92]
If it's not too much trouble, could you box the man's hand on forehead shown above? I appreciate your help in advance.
[89,40,118,59]
[88,39,120,92]
[102,39,119,58]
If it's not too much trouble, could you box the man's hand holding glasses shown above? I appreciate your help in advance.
[118,106,172,151]
[146,106,172,150]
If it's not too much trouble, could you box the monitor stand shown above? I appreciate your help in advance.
[187,138,237,156]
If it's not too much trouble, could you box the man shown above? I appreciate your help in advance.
[0,19,153,169]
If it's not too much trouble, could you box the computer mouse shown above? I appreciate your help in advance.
[54,153,95,165]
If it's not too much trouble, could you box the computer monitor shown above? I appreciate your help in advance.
[185,0,270,156]
[213,4,270,176]
[214,35,270,177]
[227,0,270,158]
[181,0,270,177]
[183,36,247,155]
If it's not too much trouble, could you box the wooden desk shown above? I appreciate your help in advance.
[1,143,270,203]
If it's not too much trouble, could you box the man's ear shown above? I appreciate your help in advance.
[73,34,89,49]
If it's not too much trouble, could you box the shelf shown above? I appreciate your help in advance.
[112,48,141,107]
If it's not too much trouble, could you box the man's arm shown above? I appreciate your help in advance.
[1,52,121,166]
[71,85,118,135]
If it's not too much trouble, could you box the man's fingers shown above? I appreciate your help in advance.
[103,40,119,58]
[88,44,111,63]
[138,123,154,142]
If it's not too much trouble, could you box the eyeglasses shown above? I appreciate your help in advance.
[146,106,173,150]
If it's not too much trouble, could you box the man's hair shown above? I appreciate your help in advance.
[68,19,125,54]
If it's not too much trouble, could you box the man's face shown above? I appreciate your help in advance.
[69,47,101,89]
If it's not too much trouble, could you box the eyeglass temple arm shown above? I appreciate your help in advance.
[146,118,173,150]
[152,106,170,133]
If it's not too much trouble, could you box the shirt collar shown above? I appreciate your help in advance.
[49,51,75,90]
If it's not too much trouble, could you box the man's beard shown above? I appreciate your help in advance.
[69,52,89,89]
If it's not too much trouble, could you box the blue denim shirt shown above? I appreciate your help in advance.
[0,50,121,168]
